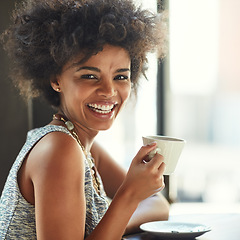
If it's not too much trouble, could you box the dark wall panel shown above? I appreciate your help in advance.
[0,1,56,193]
[0,1,29,192]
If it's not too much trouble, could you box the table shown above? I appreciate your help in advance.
[123,203,240,240]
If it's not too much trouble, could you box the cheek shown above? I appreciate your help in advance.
[61,85,84,106]
[121,84,131,106]
[120,83,132,103]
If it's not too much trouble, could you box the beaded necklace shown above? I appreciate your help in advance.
[53,114,101,195]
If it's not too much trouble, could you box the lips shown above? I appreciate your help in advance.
[87,103,117,114]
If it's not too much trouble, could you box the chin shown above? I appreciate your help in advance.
[92,121,115,132]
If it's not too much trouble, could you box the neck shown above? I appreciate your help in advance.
[54,111,98,152]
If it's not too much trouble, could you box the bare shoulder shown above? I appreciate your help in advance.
[24,131,86,238]
[27,131,85,183]
[91,141,113,167]
[18,130,86,206]
[91,141,126,198]
[91,141,125,172]
[90,141,104,165]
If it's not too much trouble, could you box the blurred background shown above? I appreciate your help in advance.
[1,0,240,205]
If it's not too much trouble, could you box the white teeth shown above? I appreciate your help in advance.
[88,103,115,114]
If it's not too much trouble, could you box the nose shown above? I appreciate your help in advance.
[96,78,117,98]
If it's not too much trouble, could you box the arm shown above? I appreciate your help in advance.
[29,132,86,240]
[29,135,166,240]
[87,142,167,239]
[91,142,170,235]
[124,192,169,235]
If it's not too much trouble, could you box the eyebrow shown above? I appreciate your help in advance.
[76,66,100,72]
[75,66,130,73]
[116,68,130,73]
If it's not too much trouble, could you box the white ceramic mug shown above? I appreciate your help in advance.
[142,135,186,175]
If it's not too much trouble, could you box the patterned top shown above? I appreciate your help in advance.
[0,125,109,239]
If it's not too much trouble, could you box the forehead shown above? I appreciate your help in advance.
[64,45,131,71]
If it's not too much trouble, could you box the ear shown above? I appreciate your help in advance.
[50,75,61,93]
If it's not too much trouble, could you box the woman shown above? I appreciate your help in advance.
[0,0,169,239]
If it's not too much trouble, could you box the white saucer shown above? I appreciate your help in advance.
[140,221,211,239]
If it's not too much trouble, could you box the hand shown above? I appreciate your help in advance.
[121,142,165,202]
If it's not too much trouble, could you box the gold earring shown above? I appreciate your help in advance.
[56,87,61,92]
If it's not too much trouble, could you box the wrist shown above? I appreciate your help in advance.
[88,184,140,239]
[113,184,140,211]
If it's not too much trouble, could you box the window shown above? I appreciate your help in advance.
[168,0,240,203]
[97,0,240,205]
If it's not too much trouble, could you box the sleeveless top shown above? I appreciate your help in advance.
[0,125,109,239]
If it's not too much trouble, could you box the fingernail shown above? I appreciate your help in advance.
[147,141,157,146]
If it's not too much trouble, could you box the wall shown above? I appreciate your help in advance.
[0,1,54,193]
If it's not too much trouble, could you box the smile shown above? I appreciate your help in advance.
[87,103,116,114]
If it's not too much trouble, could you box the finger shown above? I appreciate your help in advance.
[152,175,165,194]
[133,142,157,164]
[147,153,164,168]
[158,182,165,192]
[158,162,166,175]
[155,183,165,193]
[148,147,161,160]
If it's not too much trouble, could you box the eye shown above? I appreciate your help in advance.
[114,75,129,81]
[80,74,98,80]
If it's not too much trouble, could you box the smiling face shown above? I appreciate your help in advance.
[51,45,131,133]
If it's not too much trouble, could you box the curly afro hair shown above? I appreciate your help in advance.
[1,0,167,107]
